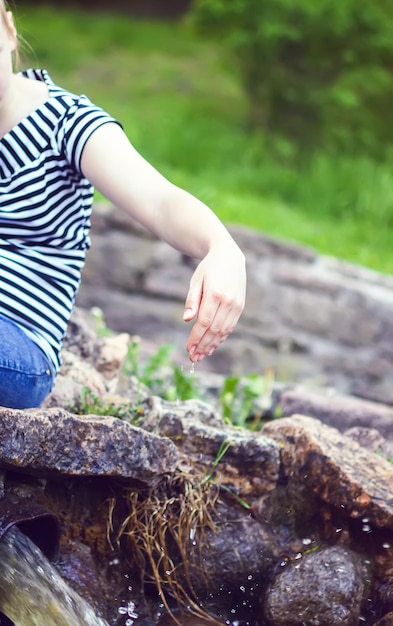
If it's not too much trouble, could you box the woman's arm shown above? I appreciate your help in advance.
[80,122,246,363]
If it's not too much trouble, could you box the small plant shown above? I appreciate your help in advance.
[89,309,281,431]
[122,339,202,403]
[70,387,143,425]
[199,440,232,486]
[199,439,252,510]
[90,306,115,338]
[218,368,278,430]
[375,449,393,465]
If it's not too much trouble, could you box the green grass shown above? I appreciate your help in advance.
[14,3,393,274]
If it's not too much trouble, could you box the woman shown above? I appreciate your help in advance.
[0,2,246,408]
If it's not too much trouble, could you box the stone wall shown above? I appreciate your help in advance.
[76,204,393,406]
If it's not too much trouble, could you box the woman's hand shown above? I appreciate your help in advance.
[183,245,246,362]
[81,123,247,359]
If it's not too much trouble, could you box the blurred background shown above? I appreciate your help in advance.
[14,0,393,274]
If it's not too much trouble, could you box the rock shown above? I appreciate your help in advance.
[94,332,130,384]
[375,612,393,625]
[140,395,280,498]
[263,415,393,529]
[44,307,131,409]
[54,542,108,616]
[344,427,393,462]
[263,545,367,626]
[176,504,277,606]
[279,387,393,441]
[140,395,225,431]
[62,307,103,362]
[43,349,107,410]
[157,612,225,626]
[0,407,178,483]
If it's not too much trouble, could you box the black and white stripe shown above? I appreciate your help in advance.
[0,69,118,370]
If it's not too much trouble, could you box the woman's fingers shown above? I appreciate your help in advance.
[184,253,246,361]
[188,296,243,361]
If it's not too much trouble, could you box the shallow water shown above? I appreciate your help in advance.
[0,526,109,626]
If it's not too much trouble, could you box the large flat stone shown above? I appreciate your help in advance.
[0,407,178,483]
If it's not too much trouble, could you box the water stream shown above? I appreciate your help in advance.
[0,526,110,626]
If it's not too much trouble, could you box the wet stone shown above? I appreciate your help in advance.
[375,612,393,625]
[263,414,393,530]
[157,611,225,626]
[182,504,278,597]
[263,545,367,626]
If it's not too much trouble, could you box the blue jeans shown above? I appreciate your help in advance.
[0,314,54,409]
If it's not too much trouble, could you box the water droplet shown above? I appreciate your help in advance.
[302,538,312,545]
[239,585,245,592]
[189,362,195,374]
[127,601,138,618]
[189,527,196,541]
[382,542,391,549]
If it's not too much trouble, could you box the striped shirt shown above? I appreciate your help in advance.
[0,69,118,372]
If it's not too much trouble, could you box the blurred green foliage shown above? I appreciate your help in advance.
[191,0,393,157]
[13,3,393,273]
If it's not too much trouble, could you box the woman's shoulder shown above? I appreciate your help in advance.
[21,68,98,111]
